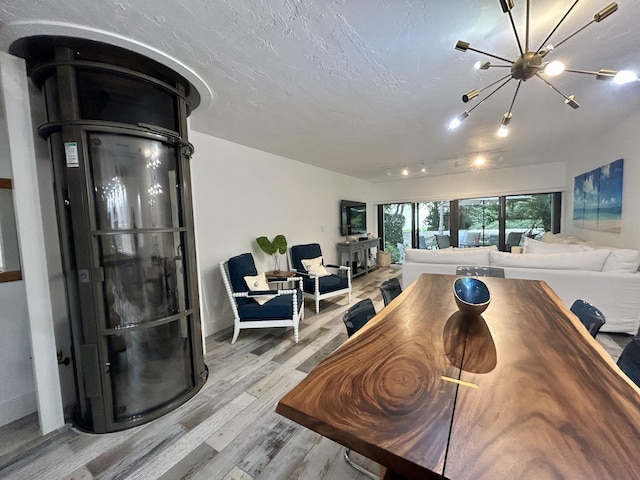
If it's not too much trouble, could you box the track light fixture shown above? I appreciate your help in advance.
[449,1,638,135]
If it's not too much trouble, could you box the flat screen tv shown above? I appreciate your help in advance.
[341,200,367,236]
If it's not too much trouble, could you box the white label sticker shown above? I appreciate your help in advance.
[64,142,79,167]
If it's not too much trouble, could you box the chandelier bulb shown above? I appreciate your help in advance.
[545,61,565,76]
[498,112,512,138]
[613,70,639,84]
[448,111,469,130]
[474,61,491,70]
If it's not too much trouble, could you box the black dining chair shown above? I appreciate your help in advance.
[570,299,606,337]
[505,231,524,252]
[341,298,380,479]
[617,337,640,388]
[379,278,402,307]
[342,298,376,338]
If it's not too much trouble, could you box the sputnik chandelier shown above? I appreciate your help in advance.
[449,1,638,137]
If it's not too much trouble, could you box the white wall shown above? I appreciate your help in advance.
[558,109,640,250]
[371,162,567,204]
[0,54,36,427]
[189,131,374,336]
[0,52,63,432]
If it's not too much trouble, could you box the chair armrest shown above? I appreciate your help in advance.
[293,269,311,277]
[232,289,298,298]
[267,276,304,290]
[267,275,302,282]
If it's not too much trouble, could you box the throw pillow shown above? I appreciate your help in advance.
[489,249,610,271]
[301,256,331,277]
[601,247,640,273]
[403,246,496,265]
[244,272,275,305]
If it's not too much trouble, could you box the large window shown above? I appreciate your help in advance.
[378,192,560,261]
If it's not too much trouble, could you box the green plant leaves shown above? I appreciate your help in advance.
[256,234,287,255]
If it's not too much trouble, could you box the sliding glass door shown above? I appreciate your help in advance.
[380,203,411,264]
[378,192,560,258]
[379,201,451,263]
[458,197,499,247]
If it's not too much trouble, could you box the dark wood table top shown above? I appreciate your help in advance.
[276,273,640,479]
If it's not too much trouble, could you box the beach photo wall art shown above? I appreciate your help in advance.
[573,158,624,233]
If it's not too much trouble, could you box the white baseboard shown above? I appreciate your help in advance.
[0,391,37,427]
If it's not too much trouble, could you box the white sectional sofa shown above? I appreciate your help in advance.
[401,239,640,335]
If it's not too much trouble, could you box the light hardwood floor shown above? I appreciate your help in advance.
[0,266,632,480]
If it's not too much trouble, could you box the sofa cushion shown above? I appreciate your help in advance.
[523,237,592,254]
[601,248,640,273]
[489,249,610,271]
[237,289,302,320]
[404,246,496,265]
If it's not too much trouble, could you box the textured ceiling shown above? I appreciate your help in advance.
[1,0,639,183]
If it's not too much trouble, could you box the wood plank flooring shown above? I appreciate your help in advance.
[0,266,632,480]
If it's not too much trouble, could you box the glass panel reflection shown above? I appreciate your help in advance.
[458,197,499,247]
[101,232,187,328]
[108,318,193,422]
[78,71,178,132]
[90,133,182,231]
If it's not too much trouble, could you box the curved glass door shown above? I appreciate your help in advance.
[89,132,196,426]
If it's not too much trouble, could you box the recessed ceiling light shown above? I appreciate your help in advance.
[402,167,409,176]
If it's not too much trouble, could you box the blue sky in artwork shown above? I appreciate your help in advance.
[597,158,623,208]
[574,159,623,210]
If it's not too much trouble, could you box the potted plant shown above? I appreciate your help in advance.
[256,234,288,273]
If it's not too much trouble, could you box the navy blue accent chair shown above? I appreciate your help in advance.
[379,278,402,307]
[570,299,606,337]
[617,337,640,388]
[220,253,304,344]
[289,243,352,313]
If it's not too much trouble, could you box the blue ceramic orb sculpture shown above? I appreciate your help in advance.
[453,277,491,316]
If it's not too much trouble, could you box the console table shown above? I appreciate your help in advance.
[337,238,380,278]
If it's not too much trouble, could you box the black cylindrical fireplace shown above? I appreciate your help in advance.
[11,37,208,433]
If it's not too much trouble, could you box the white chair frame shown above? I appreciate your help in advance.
[288,249,352,313]
[306,265,352,314]
[220,260,304,344]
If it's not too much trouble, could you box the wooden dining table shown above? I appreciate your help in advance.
[276,273,640,479]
